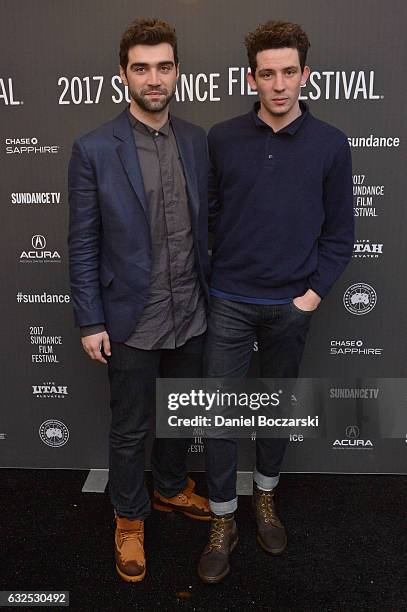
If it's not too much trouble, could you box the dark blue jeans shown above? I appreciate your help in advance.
[107,334,204,520]
[204,297,313,514]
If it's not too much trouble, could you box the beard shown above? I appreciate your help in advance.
[129,84,176,113]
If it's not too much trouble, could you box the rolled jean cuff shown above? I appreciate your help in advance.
[209,497,238,515]
[253,469,280,491]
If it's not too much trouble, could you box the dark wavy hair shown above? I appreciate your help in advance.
[120,17,178,72]
[245,20,310,75]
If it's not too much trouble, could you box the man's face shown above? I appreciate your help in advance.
[247,47,310,119]
[120,42,178,113]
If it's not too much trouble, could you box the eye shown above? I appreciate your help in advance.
[160,65,172,72]
[132,66,145,73]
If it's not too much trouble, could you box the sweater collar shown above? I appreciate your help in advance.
[251,100,309,135]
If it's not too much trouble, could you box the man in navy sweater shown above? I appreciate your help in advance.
[198,20,354,583]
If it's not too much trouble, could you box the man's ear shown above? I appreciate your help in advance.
[247,71,257,92]
[301,65,310,86]
[119,65,128,86]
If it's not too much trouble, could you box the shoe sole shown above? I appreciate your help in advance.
[256,533,287,555]
[153,501,211,521]
[197,535,239,584]
[116,563,146,583]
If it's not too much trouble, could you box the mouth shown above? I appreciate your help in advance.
[272,97,288,105]
[145,91,165,97]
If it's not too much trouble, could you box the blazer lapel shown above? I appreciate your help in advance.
[171,117,200,225]
[113,110,149,220]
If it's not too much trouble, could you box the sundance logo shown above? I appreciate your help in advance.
[20,235,61,263]
[332,425,374,450]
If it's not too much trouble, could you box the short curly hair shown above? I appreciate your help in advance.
[120,17,178,72]
[245,20,310,75]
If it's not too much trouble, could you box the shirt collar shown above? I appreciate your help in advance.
[251,100,309,135]
[127,107,171,136]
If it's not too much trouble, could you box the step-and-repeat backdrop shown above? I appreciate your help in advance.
[1,0,406,472]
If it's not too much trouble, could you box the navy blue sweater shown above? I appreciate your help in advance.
[208,102,354,299]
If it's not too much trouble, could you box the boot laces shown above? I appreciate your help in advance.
[209,517,226,550]
[119,525,144,541]
[259,491,277,524]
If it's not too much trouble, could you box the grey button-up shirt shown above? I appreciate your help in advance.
[124,111,206,350]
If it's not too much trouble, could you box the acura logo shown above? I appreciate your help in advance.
[345,425,360,438]
[31,234,46,249]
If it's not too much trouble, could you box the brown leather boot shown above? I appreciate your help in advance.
[197,513,238,584]
[252,483,287,554]
[153,477,210,521]
[114,514,146,582]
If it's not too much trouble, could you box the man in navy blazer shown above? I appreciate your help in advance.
[68,18,210,583]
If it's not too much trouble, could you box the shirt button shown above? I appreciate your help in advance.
[268,154,273,159]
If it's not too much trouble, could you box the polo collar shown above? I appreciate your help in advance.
[251,100,309,135]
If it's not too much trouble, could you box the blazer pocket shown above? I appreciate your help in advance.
[100,267,114,287]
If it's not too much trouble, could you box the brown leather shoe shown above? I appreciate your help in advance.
[197,513,238,584]
[114,514,146,582]
[252,483,287,554]
[153,477,210,521]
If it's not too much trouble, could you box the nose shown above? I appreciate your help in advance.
[273,73,285,92]
[147,68,161,86]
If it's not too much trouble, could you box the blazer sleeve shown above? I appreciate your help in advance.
[68,139,106,327]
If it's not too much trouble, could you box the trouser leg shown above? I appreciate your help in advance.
[255,303,313,489]
[151,333,205,497]
[204,298,257,514]
[107,342,160,519]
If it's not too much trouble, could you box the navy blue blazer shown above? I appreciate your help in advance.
[68,109,210,342]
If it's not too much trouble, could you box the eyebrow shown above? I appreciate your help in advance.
[258,66,299,72]
[129,61,175,68]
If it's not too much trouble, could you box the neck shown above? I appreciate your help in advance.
[258,101,301,132]
[129,100,169,130]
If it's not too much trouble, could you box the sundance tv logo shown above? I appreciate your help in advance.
[20,235,61,263]
[5,137,59,155]
[11,192,61,205]
[332,425,373,450]
[343,283,377,315]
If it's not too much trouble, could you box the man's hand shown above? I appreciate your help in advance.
[293,288,321,312]
[81,331,111,364]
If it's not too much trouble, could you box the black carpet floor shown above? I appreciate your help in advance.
[0,470,406,611]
